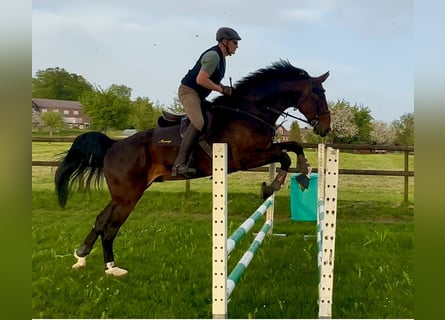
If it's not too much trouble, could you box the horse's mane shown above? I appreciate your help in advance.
[212,59,310,106]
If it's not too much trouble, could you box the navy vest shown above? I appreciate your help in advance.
[181,45,225,99]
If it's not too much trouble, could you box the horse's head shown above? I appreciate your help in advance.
[296,72,331,137]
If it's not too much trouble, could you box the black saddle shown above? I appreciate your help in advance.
[157,111,187,127]
[153,104,214,154]
[157,101,214,134]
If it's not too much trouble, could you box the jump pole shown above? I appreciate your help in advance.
[317,143,339,319]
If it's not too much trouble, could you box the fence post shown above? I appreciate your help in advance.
[404,150,409,203]
[185,180,190,196]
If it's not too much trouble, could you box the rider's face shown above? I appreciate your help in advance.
[229,39,238,54]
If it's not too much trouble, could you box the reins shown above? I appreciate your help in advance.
[265,106,309,125]
[211,105,277,131]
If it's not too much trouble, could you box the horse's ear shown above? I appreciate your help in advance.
[313,71,330,84]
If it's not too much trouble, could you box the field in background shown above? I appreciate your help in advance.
[32,141,414,203]
[32,141,414,319]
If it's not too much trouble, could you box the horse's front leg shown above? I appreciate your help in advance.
[287,143,312,190]
[260,151,291,199]
[274,141,311,175]
[296,154,311,175]
[259,142,311,199]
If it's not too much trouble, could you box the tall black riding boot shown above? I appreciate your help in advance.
[172,125,200,177]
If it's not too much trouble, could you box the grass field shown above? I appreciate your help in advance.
[32,139,414,319]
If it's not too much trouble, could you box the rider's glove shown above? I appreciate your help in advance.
[220,85,233,96]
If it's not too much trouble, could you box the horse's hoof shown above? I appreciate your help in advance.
[72,251,87,269]
[296,174,310,191]
[105,266,128,277]
[260,182,274,200]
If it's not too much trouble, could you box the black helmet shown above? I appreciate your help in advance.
[216,27,241,41]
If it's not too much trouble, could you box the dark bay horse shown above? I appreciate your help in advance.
[55,60,331,276]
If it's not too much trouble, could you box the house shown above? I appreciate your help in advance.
[32,98,90,128]
[275,125,290,141]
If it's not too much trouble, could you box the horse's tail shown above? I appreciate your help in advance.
[55,131,117,208]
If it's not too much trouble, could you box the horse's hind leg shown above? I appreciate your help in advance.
[100,200,140,276]
[72,199,139,276]
[72,202,114,270]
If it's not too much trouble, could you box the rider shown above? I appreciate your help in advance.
[172,27,241,177]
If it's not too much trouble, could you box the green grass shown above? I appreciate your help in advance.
[32,190,413,319]
[32,141,414,319]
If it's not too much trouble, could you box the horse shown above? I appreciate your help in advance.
[55,60,331,276]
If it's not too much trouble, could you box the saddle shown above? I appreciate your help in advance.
[156,111,191,136]
[152,108,214,157]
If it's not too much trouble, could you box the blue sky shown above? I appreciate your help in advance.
[32,0,413,125]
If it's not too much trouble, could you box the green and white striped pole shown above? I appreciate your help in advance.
[227,196,273,255]
[227,220,273,297]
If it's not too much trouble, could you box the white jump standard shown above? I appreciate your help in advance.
[212,143,229,319]
[317,144,339,319]
[212,143,276,318]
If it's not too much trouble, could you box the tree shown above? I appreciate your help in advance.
[80,85,132,132]
[32,67,94,100]
[302,129,324,143]
[289,121,302,142]
[108,84,132,99]
[167,96,185,114]
[327,100,373,144]
[392,112,414,145]
[329,100,359,143]
[40,111,64,137]
[351,104,373,143]
[129,97,163,130]
[370,120,395,145]
[32,109,41,129]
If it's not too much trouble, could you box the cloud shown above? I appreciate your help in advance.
[331,0,413,36]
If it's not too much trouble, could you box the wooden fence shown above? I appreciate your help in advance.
[32,138,414,202]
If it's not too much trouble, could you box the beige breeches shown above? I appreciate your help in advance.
[178,84,204,131]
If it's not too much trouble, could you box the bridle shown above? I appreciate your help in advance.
[212,79,329,131]
[265,80,330,128]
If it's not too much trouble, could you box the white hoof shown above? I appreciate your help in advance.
[105,266,128,277]
[72,251,87,270]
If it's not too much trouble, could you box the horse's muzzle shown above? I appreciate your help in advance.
[314,126,331,137]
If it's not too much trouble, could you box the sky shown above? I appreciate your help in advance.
[32,0,413,126]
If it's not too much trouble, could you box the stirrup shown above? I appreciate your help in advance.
[172,164,197,178]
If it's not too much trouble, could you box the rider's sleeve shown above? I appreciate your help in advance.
[200,50,220,76]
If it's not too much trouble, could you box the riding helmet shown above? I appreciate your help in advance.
[216,27,241,41]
